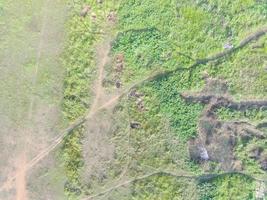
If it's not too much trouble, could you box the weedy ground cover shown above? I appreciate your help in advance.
[60,0,267,199]
[104,0,267,198]
[60,0,117,198]
[198,174,256,200]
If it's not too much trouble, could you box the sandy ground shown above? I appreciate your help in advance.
[0,0,68,199]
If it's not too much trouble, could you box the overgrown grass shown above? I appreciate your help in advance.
[208,36,267,100]
[111,28,173,82]
[217,107,267,123]
[61,0,112,198]
[146,77,204,141]
[107,0,267,198]
[61,13,96,199]
[113,0,267,144]
[113,0,267,142]
[198,174,256,200]
[61,0,267,198]
[235,138,267,175]
[131,176,198,200]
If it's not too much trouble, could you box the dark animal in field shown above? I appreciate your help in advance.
[115,80,121,88]
[130,122,141,129]
[80,5,91,17]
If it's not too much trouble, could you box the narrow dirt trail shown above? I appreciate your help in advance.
[90,40,111,113]
[15,153,27,200]
[0,47,153,190]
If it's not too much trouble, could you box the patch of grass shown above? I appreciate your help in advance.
[61,2,102,199]
[147,79,204,140]
[61,0,119,198]
[208,37,267,100]
[125,92,203,173]
[61,15,94,200]
[198,182,217,200]
[131,175,198,200]
[113,0,267,142]
[198,174,256,200]
[216,107,267,123]
[111,28,173,83]
[235,138,267,175]
[117,0,177,33]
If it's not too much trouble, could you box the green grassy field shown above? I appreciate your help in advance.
[0,0,266,199]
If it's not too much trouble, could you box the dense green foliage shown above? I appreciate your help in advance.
[112,28,172,82]
[198,174,256,200]
[148,78,204,140]
[217,107,267,122]
[131,176,198,200]
[198,182,217,200]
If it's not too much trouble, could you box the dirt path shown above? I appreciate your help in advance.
[15,153,27,200]
[89,41,110,112]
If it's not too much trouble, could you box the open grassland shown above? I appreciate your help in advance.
[0,0,68,199]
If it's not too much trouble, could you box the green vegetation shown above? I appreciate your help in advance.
[208,36,267,100]
[217,107,267,123]
[61,0,119,199]
[61,1,100,199]
[112,28,171,82]
[198,174,256,200]
[59,0,267,199]
[61,13,95,200]
[236,138,267,174]
[106,0,267,199]
[3,0,266,199]
[147,77,204,140]
[131,176,198,200]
